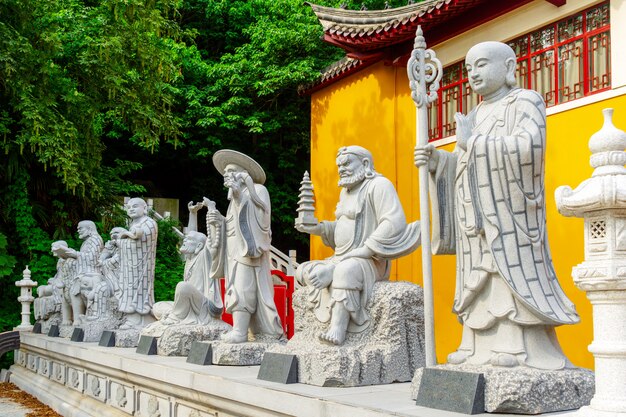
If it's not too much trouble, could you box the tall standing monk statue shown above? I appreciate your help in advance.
[64,220,104,324]
[117,197,158,330]
[414,41,579,369]
[296,146,421,345]
[207,150,284,343]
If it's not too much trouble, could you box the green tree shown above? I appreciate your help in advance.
[0,0,192,331]
[0,0,416,334]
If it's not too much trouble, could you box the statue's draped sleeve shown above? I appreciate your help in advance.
[361,177,421,258]
[429,151,458,255]
[209,216,226,281]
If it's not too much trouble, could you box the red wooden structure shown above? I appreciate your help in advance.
[219,270,295,339]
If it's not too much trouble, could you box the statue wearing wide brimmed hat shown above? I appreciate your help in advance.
[204,149,284,344]
[212,149,266,185]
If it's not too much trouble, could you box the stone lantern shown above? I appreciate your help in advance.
[556,108,626,417]
[14,265,37,332]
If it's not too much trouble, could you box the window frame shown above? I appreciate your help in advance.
[428,1,611,142]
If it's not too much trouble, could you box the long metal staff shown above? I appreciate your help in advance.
[407,26,442,367]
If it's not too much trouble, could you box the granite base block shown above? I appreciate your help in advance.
[187,341,213,365]
[114,328,141,348]
[141,320,231,356]
[268,281,425,387]
[211,340,285,366]
[58,324,74,338]
[411,364,595,414]
[70,328,84,342]
[99,330,116,347]
[415,368,485,414]
[136,335,158,355]
[47,324,60,337]
[79,316,123,343]
[257,353,298,384]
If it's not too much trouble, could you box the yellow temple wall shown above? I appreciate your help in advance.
[309,59,626,369]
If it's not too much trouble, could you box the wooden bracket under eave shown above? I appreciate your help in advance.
[545,0,566,6]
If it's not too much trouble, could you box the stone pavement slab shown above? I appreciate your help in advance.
[0,398,30,417]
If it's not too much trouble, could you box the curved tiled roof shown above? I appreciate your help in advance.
[299,56,374,94]
[302,0,535,94]
[307,0,489,51]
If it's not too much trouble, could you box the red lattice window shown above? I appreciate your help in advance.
[428,1,611,141]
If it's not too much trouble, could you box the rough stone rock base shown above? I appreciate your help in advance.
[38,315,61,336]
[114,328,142,347]
[58,324,74,339]
[410,364,595,414]
[79,316,123,343]
[211,338,286,366]
[140,320,232,356]
[268,281,425,387]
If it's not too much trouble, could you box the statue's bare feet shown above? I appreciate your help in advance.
[447,350,469,364]
[61,321,72,326]
[490,353,518,367]
[319,326,346,345]
[220,330,247,344]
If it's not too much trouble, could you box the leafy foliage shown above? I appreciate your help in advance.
[0,232,17,332]
[154,218,184,302]
[0,0,423,338]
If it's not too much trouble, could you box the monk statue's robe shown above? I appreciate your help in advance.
[431,88,579,369]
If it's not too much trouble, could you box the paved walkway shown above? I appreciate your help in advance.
[0,397,29,417]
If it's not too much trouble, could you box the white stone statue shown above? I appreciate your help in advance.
[62,221,104,325]
[152,202,223,325]
[34,241,70,323]
[117,197,158,330]
[414,41,579,369]
[34,274,62,322]
[46,241,78,326]
[85,227,125,321]
[295,146,421,345]
[208,149,284,343]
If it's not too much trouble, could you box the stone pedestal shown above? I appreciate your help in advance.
[211,339,285,366]
[59,324,74,339]
[114,328,142,347]
[38,317,61,336]
[80,315,124,343]
[556,108,626,417]
[141,320,232,356]
[411,364,594,414]
[268,281,425,387]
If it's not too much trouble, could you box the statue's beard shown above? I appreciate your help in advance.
[179,245,198,260]
[338,166,366,188]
